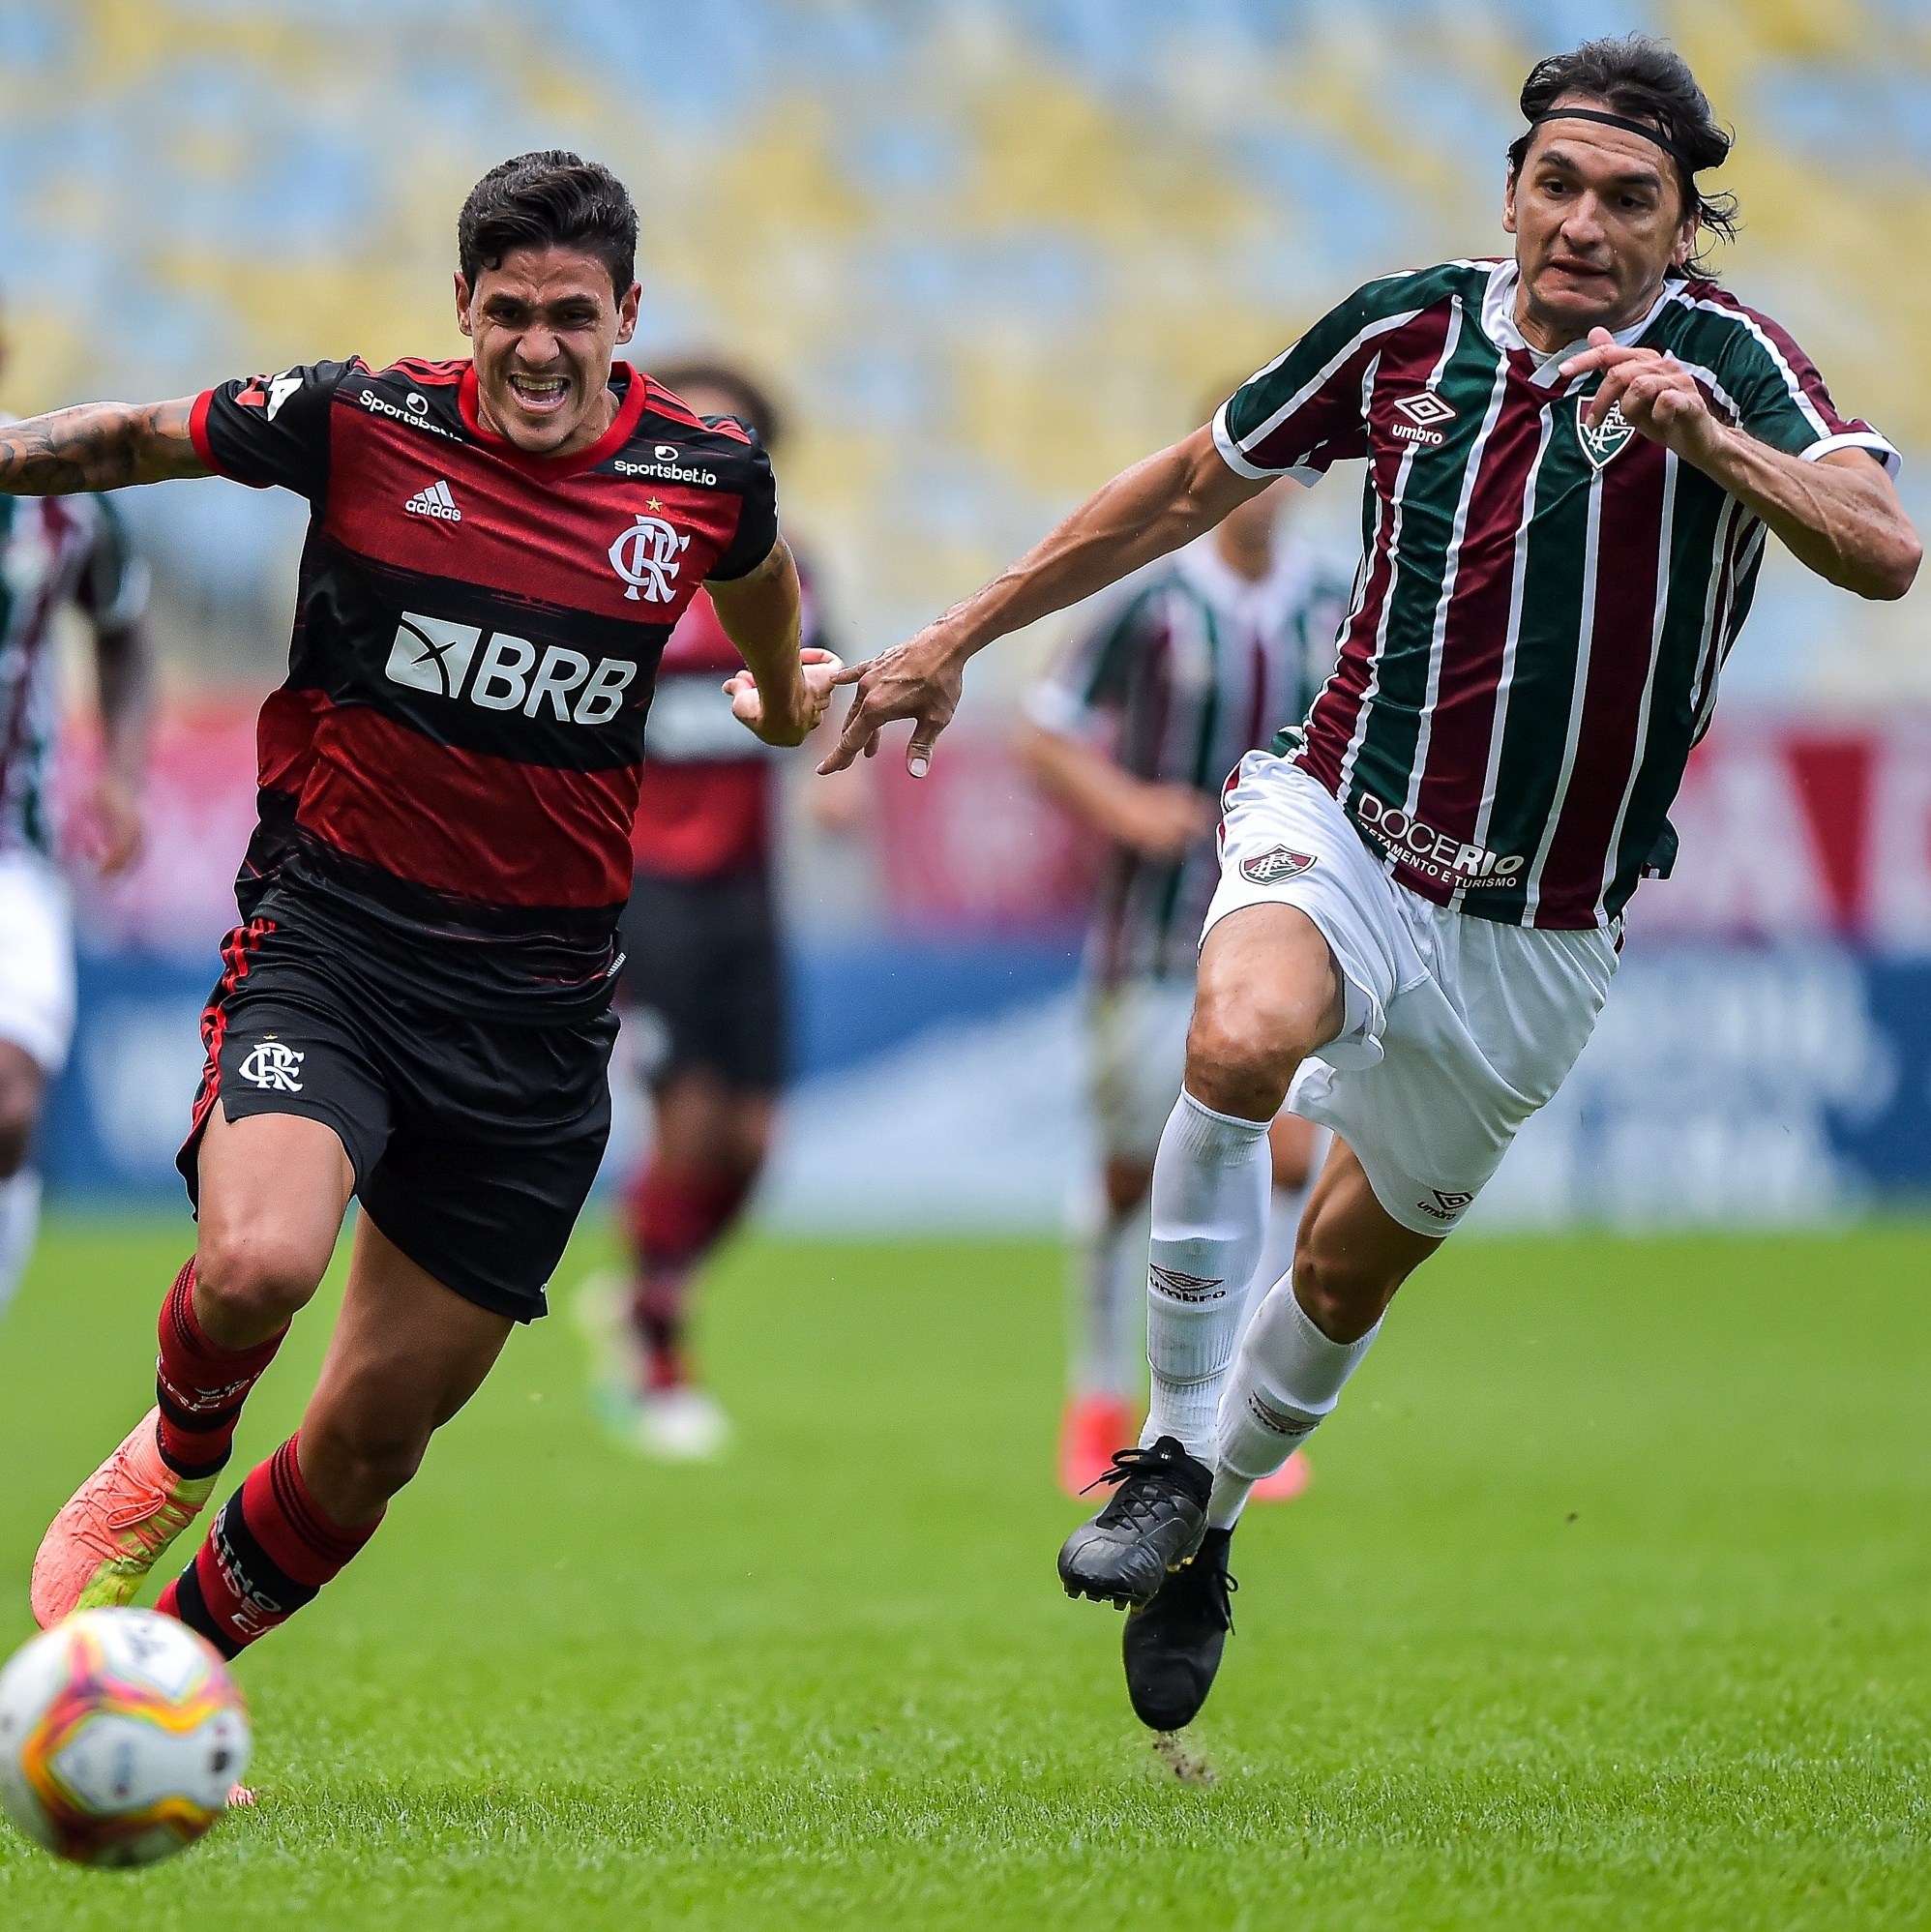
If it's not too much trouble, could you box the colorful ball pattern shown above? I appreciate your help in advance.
[0,1608,251,1867]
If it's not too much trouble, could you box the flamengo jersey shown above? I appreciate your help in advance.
[0,491,147,857]
[1027,534,1351,984]
[1216,258,1897,930]
[190,357,778,1015]
[630,554,827,882]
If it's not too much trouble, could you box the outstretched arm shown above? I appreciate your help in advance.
[1014,719,1212,860]
[0,399,207,495]
[709,538,844,748]
[1561,332,1919,601]
[822,426,1263,776]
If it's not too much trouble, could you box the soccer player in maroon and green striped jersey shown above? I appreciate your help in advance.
[825,36,1920,1734]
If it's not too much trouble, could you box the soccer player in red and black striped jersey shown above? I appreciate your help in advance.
[827,39,1920,1732]
[11,152,840,1662]
[598,358,845,1459]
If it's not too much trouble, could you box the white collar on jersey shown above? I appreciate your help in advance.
[1481,259,1675,391]
[1173,529,1323,632]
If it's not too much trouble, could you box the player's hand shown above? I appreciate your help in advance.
[724,645,845,748]
[1112,782,1214,861]
[817,620,967,779]
[1558,328,1724,464]
[75,771,144,877]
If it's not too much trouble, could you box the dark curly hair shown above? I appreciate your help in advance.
[457,150,639,296]
[1507,36,1738,273]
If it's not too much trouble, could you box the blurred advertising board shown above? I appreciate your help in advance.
[36,704,1931,1224]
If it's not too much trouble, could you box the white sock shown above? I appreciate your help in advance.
[1208,1276,1381,1528]
[0,1169,42,1326]
[1140,1090,1270,1462]
[1071,1195,1149,1400]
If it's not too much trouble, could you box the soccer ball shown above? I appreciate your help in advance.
[0,1608,251,1867]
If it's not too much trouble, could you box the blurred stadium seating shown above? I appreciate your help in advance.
[6,1,1928,1222]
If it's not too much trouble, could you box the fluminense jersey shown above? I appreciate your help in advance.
[1028,532,1351,983]
[1215,257,1896,930]
[189,357,778,1016]
[0,491,147,857]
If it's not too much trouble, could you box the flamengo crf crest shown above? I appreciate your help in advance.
[1239,846,1317,884]
[1577,399,1637,470]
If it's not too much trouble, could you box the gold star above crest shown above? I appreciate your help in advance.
[646,496,665,511]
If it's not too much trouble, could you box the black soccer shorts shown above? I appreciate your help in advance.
[615,869,787,1092]
[179,918,617,1323]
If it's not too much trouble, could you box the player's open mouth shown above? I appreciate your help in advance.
[508,373,570,410]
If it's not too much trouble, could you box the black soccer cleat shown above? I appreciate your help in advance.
[1122,1525,1236,1731]
[1056,1436,1212,1609]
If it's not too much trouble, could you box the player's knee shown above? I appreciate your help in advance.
[193,1223,325,1330]
[1184,988,1305,1117]
[0,1053,44,1177]
[0,1111,32,1178]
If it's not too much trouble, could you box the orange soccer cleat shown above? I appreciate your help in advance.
[31,1410,220,1629]
[1249,1448,1312,1502]
[1057,1393,1141,1499]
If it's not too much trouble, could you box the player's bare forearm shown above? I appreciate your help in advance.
[822,429,1261,776]
[1015,720,1211,860]
[95,622,156,784]
[709,538,817,746]
[934,430,1259,665]
[1694,434,1919,601]
[0,400,207,495]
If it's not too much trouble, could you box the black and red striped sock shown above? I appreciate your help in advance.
[154,1260,288,1478]
[157,1437,381,1658]
[625,1159,753,1385]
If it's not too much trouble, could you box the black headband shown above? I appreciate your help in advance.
[1527,106,1701,176]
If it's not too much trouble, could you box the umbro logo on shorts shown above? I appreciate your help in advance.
[1148,1263,1227,1304]
[403,479,461,522]
[238,1040,305,1092]
[1239,846,1317,885]
[1417,1188,1475,1221]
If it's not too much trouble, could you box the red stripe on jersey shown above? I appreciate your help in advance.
[1411,390,1547,833]
[456,365,649,477]
[1299,308,1457,793]
[189,391,236,482]
[256,686,325,795]
[295,701,639,908]
[1684,284,1864,439]
[1532,441,1672,923]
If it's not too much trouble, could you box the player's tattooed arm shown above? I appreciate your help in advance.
[714,538,845,749]
[0,399,208,494]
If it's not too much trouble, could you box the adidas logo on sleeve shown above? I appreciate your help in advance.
[403,479,461,522]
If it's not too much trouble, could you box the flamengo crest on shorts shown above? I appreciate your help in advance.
[1239,846,1318,884]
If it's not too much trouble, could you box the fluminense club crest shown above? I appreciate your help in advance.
[1577,398,1637,471]
[1239,846,1318,884]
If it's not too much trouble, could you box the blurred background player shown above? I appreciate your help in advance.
[0,311,153,1328]
[1016,428,1350,1495]
[588,357,848,1458]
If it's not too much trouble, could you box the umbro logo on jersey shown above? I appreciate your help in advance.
[1390,391,1457,447]
[403,479,461,522]
[384,612,638,725]
[1578,399,1637,471]
[1239,846,1317,884]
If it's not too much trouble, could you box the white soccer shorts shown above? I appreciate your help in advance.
[1203,754,1617,1235]
[1085,974,1197,1165]
[0,847,76,1075]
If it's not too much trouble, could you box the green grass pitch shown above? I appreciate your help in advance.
[0,1213,1927,1928]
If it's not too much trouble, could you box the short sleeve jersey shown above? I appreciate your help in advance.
[1214,259,1896,930]
[0,490,148,857]
[1026,533,1352,983]
[189,358,778,1015]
